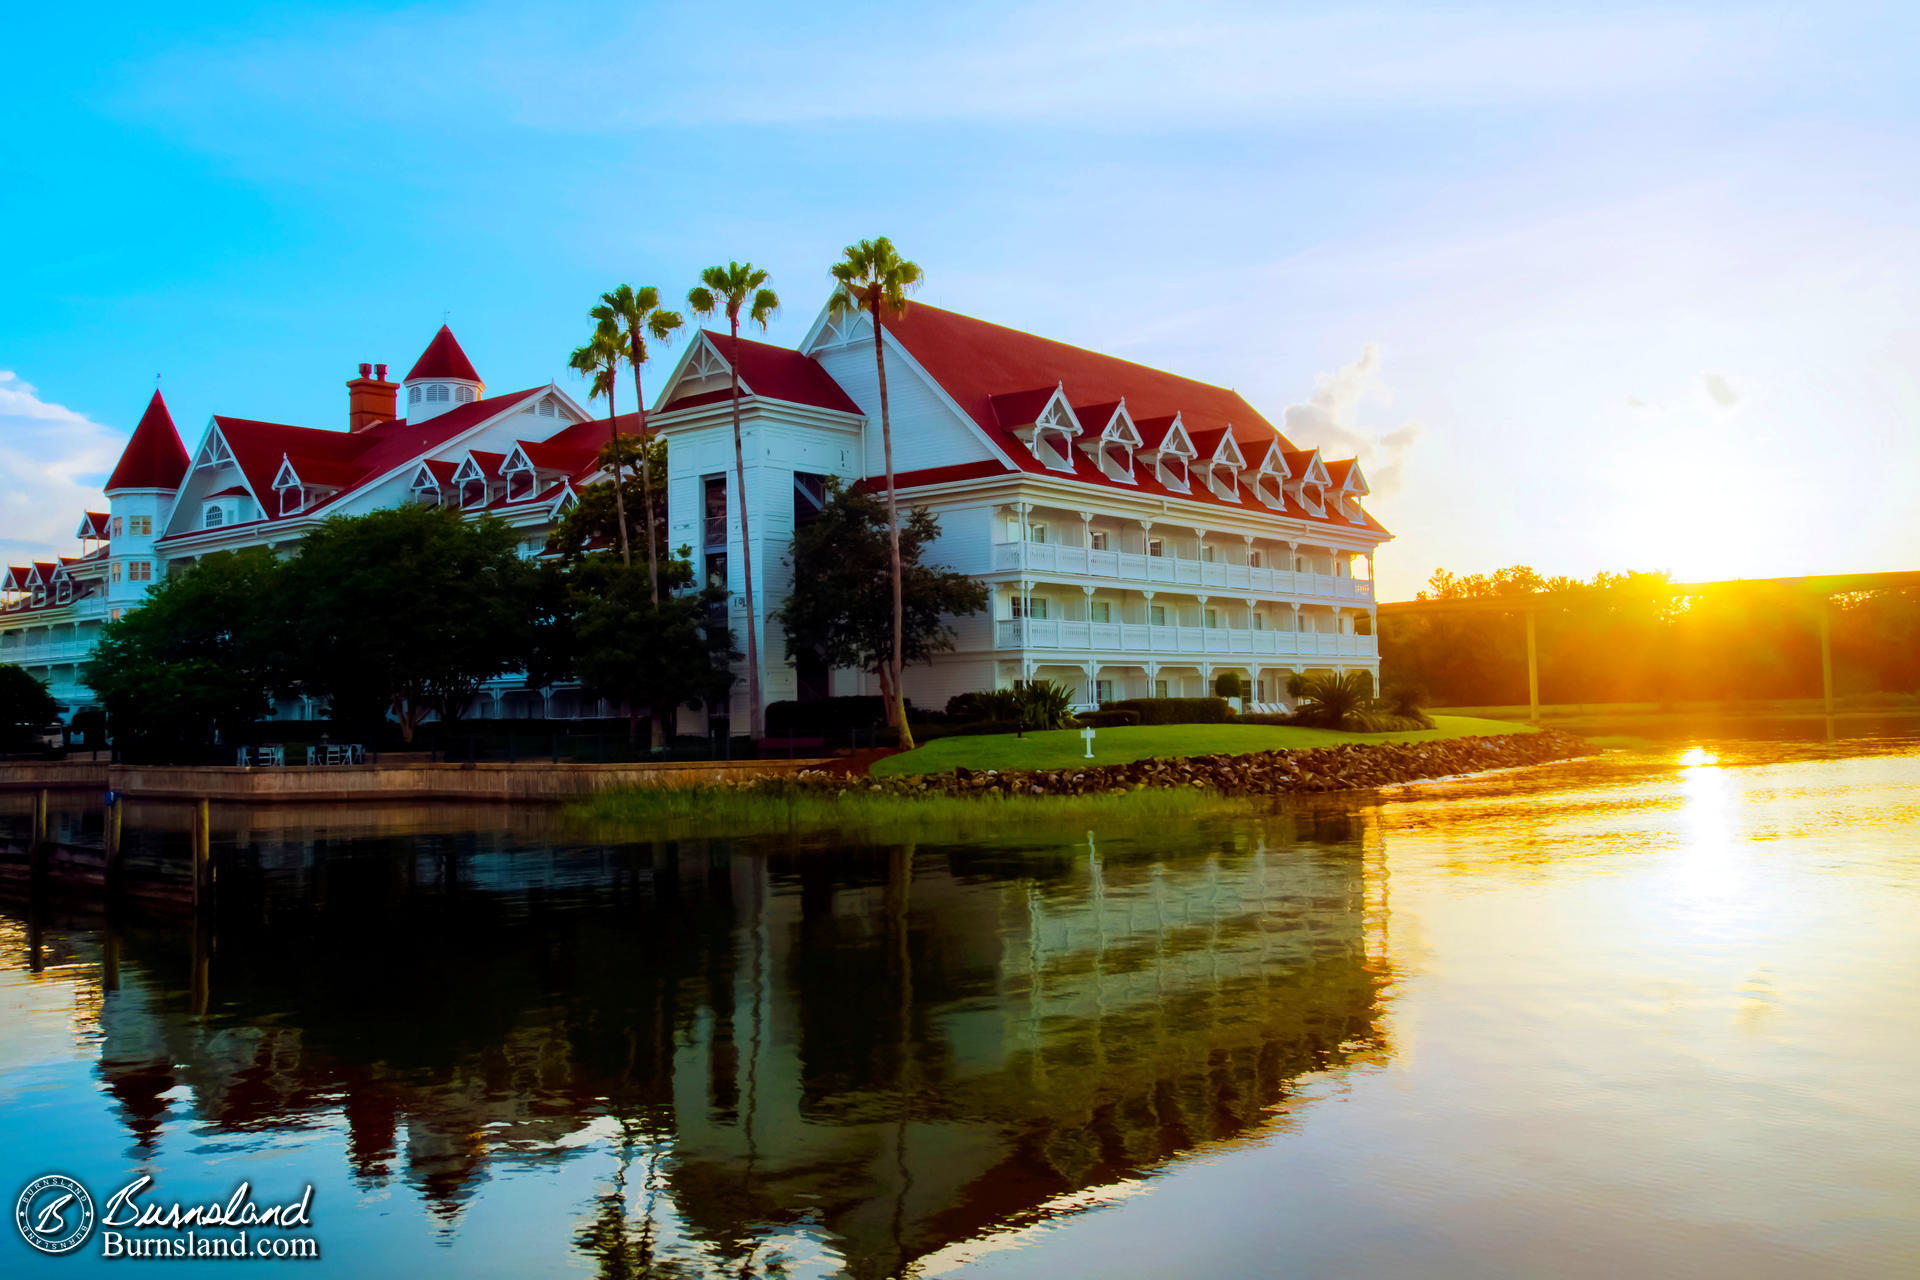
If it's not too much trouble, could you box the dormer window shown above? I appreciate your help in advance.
[57,581,72,604]
[428,384,450,404]
[408,385,422,405]
[462,478,488,508]
[281,487,304,515]
[455,386,475,404]
[1008,391,1081,473]
[1159,454,1190,491]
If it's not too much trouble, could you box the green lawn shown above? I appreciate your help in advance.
[873,715,1535,777]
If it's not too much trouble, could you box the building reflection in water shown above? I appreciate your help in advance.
[7,804,1392,1277]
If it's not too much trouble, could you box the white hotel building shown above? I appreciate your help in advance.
[4,299,1385,730]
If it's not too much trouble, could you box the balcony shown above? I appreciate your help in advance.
[0,640,93,667]
[992,618,1377,659]
[989,541,1374,601]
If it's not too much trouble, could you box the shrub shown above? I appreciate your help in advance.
[1385,683,1428,720]
[1285,671,1311,699]
[1346,710,1432,733]
[764,697,900,739]
[1011,679,1076,731]
[1101,697,1234,725]
[1213,671,1244,699]
[1073,709,1140,728]
[947,689,1019,722]
[1289,672,1374,729]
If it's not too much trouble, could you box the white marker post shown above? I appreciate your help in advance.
[1081,726,1096,759]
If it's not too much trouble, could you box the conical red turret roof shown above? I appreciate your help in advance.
[104,391,190,493]
[404,325,482,384]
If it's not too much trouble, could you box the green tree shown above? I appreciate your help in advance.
[569,324,632,567]
[0,664,59,750]
[687,262,779,738]
[547,435,669,567]
[557,555,735,746]
[777,480,986,717]
[282,506,540,742]
[84,547,288,757]
[828,237,924,746]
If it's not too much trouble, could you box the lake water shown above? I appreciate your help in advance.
[2,730,1917,1277]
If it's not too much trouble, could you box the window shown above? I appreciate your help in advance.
[1148,538,1164,558]
[1089,530,1109,551]
[1029,522,1047,544]
[1010,595,1048,620]
[110,608,123,622]
[1253,613,1266,631]
[1091,600,1112,623]
[280,486,304,516]
[1295,555,1306,572]
[1149,604,1167,626]
[506,469,533,502]
[57,582,71,604]
[408,385,423,405]
[1201,545,1215,563]
[455,386,475,404]
[204,504,226,529]
[111,516,123,538]
[137,516,151,535]
[793,472,826,527]
[130,561,151,582]
[703,475,728,547]
[1206,608,1219,629]
[1095,679,1114,704]
[111,561,121,583]
[1154,678,1170,698]
[704,552,729,624]
[427,383,450,403]
[1249,550,1262,568]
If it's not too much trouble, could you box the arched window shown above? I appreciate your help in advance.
[427,384,450,403]
[455,385,475,404]
[408,385,422,405]
[205,505,226,529]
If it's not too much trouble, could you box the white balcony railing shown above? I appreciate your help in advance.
[0,641,93,666]
[990,541,1374,601]
[992,619,1377,659]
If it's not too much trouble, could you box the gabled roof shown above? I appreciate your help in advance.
[405,325,483,384]
[105,391,191,493]
[854,301,1389,536]
[77,511,109,539]
[660,332,860,415]
[187,387,542,535]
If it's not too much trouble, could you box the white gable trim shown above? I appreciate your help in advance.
[797,298,1019,472]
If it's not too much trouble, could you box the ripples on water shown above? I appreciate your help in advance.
[1,730,1916,1278]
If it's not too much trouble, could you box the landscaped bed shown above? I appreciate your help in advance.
[570,723,1594,841]
[873,715,1536,777]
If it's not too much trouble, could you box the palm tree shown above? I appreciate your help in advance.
[687,262,779,740]
[567,326,627,561]
[593,285,683,602]
[828,238,923,748]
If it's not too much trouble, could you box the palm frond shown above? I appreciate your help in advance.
[749,287,780,330]
[686,285,716,317]
[647,309,684,342]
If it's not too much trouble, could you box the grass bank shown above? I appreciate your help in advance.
[570,783,1237,843]
[874,715,1534,777]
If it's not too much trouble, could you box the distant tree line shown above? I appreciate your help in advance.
[1383,565,1920,706]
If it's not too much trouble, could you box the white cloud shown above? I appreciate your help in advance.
[0,373,119,564]
[1279,344,1421,495]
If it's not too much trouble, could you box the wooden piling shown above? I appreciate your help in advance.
[191,797,212,912]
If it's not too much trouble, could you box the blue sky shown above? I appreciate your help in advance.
[4,1,1917,597]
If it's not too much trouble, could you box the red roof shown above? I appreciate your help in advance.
[865,303,1389,537]
[79,511,109,539]
[105,391,190,492]
[662,333,860,415]
[163,387,541,540]
[405,325,483,384]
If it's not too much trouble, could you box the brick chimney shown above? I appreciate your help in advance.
[347,361,398,432]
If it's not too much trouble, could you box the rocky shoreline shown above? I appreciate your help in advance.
[786,729,1599,798]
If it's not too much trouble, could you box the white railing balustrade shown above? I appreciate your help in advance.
[990,618,1378,658]
[991,542,1377,601]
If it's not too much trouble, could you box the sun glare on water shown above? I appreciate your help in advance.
[1679,746,1718,768]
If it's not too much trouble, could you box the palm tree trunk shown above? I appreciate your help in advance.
[729,323,761,740]
[629,349,660,603]
[873,307,914,751]
[606,378,631,567]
